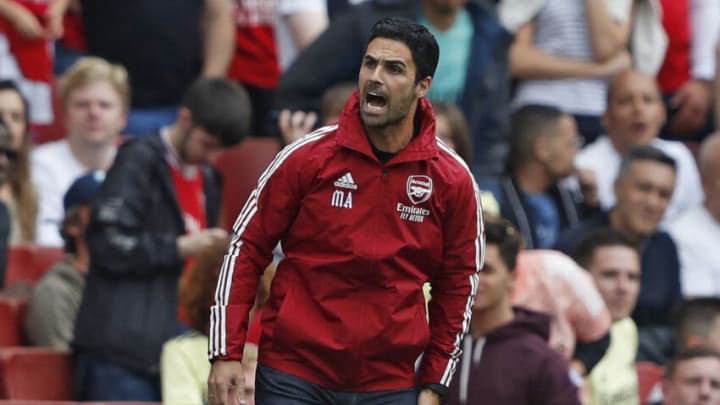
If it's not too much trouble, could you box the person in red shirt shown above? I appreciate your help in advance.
[208,17,483,405]
[658,0,720,139]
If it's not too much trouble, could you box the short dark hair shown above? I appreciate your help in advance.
[181,78,252,147]
[572,227,637,269]
[366,17,439,83]
[674,298,720,347]
[0,80,29,126]
[616,145,677,182]
[484,217,522,272]
[665,346,720,379]
[508,104,565,171]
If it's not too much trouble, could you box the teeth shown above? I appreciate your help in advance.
[368,92,381,97]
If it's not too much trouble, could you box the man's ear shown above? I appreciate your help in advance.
[534,136,551,162]
[177,107,193,128]
[62,217,82,239]
[416,77,432,99]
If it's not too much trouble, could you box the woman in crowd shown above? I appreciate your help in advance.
[0,80,36,244]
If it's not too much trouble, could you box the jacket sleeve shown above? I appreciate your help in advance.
[86,141,184,276]
[209,137,316,361]
[533,351,581,405]
[418,172,484,389]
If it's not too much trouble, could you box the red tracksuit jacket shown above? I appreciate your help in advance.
[210,93,484,392]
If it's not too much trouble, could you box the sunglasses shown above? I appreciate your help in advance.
[0,147,18,161]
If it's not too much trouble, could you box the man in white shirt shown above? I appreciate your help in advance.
[668,134,720,297]
[31,57,127,246]
[575,69,703,226]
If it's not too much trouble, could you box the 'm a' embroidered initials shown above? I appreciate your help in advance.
[331,190,353,208]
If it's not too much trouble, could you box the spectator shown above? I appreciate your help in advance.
[573,228,641,405]
[31,57,127,246]
[53,0,85,75]
[444,218,580,405]
[657,0,720,140]
[79,0,234,136]
[0,0,66,124]
[483,105,593,249]
[24,171,103,350]
[161,237,267,405]
[230,0,281,136]
[660,347,720,405]
[668,134,720,297]
[72,78,251,401]
[275,0,329,71]
[0,119,16,287]
[675,298,720,353]
[0,80,36,244]
[275,0,513,177]
[512,248,611,374]
[501,0,633,143]
[556,145,681,365]
[434,101,473,166]
[208,18,482,405]
[575,69,703,225]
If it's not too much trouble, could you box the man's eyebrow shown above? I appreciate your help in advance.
[363,54,407,68]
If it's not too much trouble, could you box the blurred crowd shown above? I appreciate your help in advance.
[0,0,719,404]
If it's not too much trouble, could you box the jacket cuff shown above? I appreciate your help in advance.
[422,383,447,398]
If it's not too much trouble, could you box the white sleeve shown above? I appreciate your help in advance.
[690,0,720,80]
[605,0,633,22]
[31,153,64,247]
[277,0,326,16]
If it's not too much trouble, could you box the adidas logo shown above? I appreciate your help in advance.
[334,172,358,190]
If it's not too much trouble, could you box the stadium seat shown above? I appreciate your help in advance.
[637,361,664,404]
[5,246,64,287]
[213,137,281,229]
[0,347,72,400]
[0,297,27,347]
[0,401,75,405]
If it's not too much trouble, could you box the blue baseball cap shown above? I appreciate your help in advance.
[63,171,106,211]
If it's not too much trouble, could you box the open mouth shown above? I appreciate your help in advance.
[631,122,648,133]
[364,91,387,114]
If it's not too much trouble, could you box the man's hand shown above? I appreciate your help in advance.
[278,109,318,144]
[669,79,713,136]
[417,388,441,405]
[575,167,599,207]
[44,0,69,39]
[598,50,632,78]
[177,227,229,258]
[208,360,246,405]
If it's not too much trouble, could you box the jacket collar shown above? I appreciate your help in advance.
[335,91,439,165]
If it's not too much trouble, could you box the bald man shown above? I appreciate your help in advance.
[576,69,703,226]
[668,134,720,297]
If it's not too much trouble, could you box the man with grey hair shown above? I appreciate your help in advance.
[556,145,682,364]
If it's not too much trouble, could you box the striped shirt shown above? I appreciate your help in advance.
[513,0,609,116]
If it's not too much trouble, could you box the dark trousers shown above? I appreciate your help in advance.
[255,364,419,405]
[73,349,161,401]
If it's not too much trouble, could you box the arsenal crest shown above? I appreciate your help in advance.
[406,175,433,205]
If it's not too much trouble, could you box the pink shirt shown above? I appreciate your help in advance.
[513,250,612,360]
